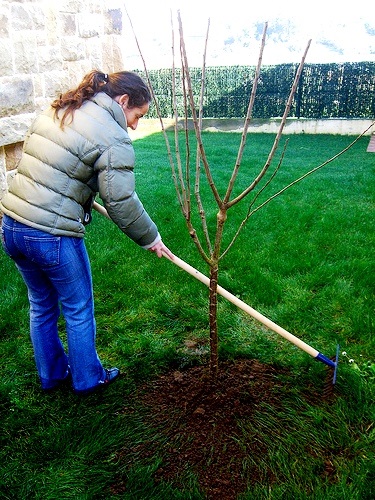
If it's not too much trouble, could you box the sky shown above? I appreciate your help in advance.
[120,0,375,69]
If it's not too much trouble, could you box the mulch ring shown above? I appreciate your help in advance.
[113,358,325,499]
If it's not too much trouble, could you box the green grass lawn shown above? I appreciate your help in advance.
[0,132,374,499]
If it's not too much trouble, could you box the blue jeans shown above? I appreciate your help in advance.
[1,215,106,392]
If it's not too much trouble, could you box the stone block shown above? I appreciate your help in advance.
[38,45,63,72]
[59,13,77,36]
[102,35,123,72]
[44,71,71,99]
[0,3,10,38]
[4,143,23,171]
[63,60,91,83]
[32,75,43,99]
[34,97,51,114]
[78,13,102,38]
[105,9,122,35]
[0,77,34,118]
[85,38,103,69]
[0,39,13,76]
[11,3,46,31]
[13,33,38,74]
[0,114,35,147]
[44,5,58,45]
[59,0,85,15]
[61,37,85,61]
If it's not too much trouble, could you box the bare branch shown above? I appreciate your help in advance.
[223,22,268,205]
[180,58,192,215]
[186,224,213,266]
[198,19,210,131]
[222,124,374,260]
[246,140,289,216]
[124,7,165,137]
[177,11,222,207]
[124,7,186,218]
[170,12,189,218]
[247,124,374,217]
[195,18,213,254]
[227,39,312,209]
[220,140,288,259]
[170,12,211,264]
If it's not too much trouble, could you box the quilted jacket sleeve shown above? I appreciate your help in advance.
[95,140,160,248]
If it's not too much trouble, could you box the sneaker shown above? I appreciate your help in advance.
[98,368,120,386]
[74,368,120,395]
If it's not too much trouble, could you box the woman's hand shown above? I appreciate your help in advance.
[149,240,174,260]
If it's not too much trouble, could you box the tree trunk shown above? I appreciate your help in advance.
[209,264,219,380]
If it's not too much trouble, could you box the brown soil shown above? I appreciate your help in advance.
[113,357,329,499]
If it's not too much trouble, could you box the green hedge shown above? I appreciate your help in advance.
[138,62,375,119]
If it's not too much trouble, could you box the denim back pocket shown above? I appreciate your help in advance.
[24,235,60,266]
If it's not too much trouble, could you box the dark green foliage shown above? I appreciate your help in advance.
[138,62,375,119]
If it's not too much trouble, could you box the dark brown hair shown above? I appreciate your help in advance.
[51,70,151,127]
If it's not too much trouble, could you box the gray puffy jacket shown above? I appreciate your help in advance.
[0,92,160,248]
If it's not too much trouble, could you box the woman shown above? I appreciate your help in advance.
[0,70,174,395]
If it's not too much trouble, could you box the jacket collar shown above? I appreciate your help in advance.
[90,92,128,131]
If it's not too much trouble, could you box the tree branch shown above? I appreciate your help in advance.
[220,139,288,259]
[247,124,374,218]
[194,18,213,254]
[223,22,268,205]
[223,124,374,259]
[124,7,187,218]
[227,39,311,209]
[177,11,222,207]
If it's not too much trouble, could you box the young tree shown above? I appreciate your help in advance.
[127,10,373,380]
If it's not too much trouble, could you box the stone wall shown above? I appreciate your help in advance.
[0,0,124,200]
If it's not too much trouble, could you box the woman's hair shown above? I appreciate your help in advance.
[51,69,152,127]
